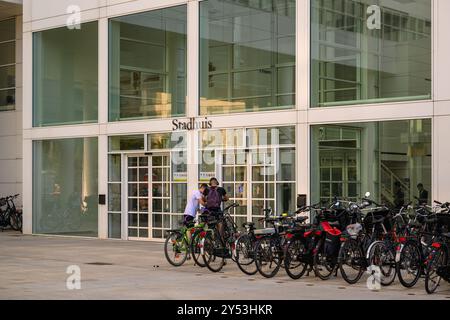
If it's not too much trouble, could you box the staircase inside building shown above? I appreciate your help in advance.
[380,162,410,207]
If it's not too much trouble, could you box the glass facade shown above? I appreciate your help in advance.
[0,18,15,111]
[200,0,296,115]
[33,138,99,236]
[311,0,432,107]
[33,22,98,126]
[27,1,438,240]
[109,6,187,121]
[311,119,432,207]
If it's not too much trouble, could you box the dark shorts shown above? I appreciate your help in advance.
[208,208,223,218]
[183,215,195,226]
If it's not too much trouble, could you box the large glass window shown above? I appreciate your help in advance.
[311,0,432,107]
[109,6,187,121]
[200,0,296,115]
[33,22,98,126]
[33,138,98,236]
[311,119,432,208]
[0,18,16,111]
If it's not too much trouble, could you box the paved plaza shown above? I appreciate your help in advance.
[0,231,449,300]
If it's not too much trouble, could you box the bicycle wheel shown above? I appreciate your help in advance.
[202,232,225,272]
[284,238,308,280]
[190,230,206,268]
[313,245,336,280]
[164,231,188,267]
[235,234,257,276]
[368,241,397,286]
[425,246,448,294]
[397,241,422,288]
[9,211,21,231]
[339,238,365,284]
[255,238,282,278]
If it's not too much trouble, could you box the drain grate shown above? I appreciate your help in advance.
[85,262,114,266]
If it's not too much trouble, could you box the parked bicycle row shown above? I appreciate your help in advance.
[0,194,22,232]
[164,182,450,295]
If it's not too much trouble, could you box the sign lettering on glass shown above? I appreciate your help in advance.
[172,117,212,131]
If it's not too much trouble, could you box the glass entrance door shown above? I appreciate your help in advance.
[126,153,172,240]
[319,149,359,203]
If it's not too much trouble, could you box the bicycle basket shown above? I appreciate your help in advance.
[346,223,363,237]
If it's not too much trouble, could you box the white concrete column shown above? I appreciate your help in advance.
[98,134,108,239]
[296,123,309,201]
[22,139,32,234]
[296,0,310,111]
[186,0,200,196]
[432,109,450,202]
[98,17,108,124]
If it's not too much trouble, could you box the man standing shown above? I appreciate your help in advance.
[417,183,429,205]
[183,184,208,226]
[203,177,229,216]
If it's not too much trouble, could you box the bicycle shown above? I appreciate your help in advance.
[283,205,319,280]
[313,199,352,280]
[253,210,303,278]
[189,213,211,268]
[396,201,448,288]
[423,208,450,294]
[0,194,22,232]
[234,208,280,276]
[338,197,406,284]
[201,203,240,272]
[364,198,403,287]
[425,232,450,294]
[164,219,197,267]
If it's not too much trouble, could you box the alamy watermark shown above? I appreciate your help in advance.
[66,265,81,290]
[66,5,81,30]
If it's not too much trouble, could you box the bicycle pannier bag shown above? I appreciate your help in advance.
[325,232,341,256]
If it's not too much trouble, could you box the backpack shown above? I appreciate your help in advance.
[206,187,222,209]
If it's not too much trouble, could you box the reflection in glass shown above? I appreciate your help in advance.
[200,0,296,115]
[109,6,187,121]
[311,0,432,107]
[33,22,98,126]
[109,135,145,151]
[33,138,98,236]
[311,120,432,207]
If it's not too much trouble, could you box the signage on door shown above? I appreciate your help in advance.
[172,117,213,131]
[173,172,187,182]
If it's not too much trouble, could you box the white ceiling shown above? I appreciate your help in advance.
[0,1,22,20]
